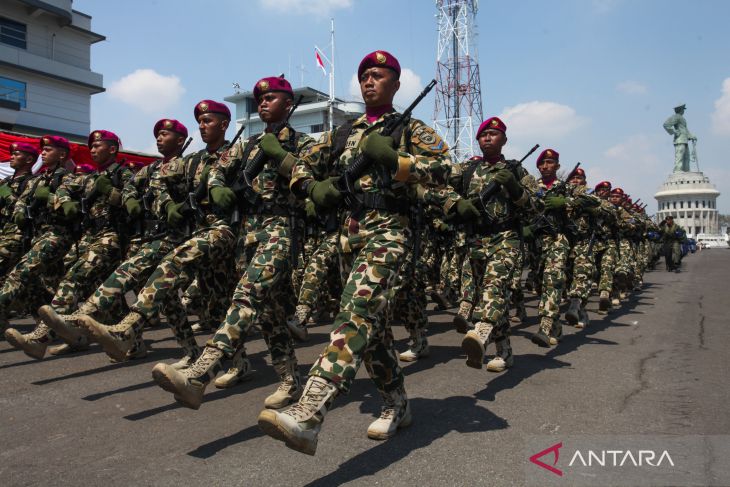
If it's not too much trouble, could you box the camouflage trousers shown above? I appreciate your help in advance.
[509,245,525,310]
[309,234,406,395]
[592,239,616,293]
[537,232,570,320]
[470,230,521,338]
[209,235,297,367]
[390,238,428,349]
[296,232,339,310]
[614,239,634,289]
[0,228,71,325]
[567,237,596,301]
[0,230,24,280]
[82,238,177,324]
[460,246,476,306]
[131,225,235,346]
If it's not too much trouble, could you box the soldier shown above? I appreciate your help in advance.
[39,119,191,361]
[1,136,74,338]
[142,77,316,408]
[608,187,636,306]
[0,142,38,278]
[591,181,619,314]
[78,101,236,371]
[257,51,451,455]
[530,149,573,347]
[659,215,682,272]
[563,168,600,329]
[450,117,538,370]
[5,130,132,359]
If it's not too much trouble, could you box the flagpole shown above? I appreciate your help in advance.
[329,18,335,131]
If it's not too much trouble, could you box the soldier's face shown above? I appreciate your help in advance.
[596,187,610,199]
[89,140,116,164]
[609,194,622,205]
[198,113,229,143]
[359,67,400,107]
[41,145,66,166]
[9,151,34,170]
[538,159,559,178]
[258,92,292,124]
[477,129,506,158]
[569,175,586,186]
[156,129,184,157]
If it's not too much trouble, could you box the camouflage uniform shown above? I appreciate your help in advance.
[0,165,75,331]
[293,113,451,396]
[0,173,34,278]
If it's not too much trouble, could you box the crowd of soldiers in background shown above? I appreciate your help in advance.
[0,50,690,456]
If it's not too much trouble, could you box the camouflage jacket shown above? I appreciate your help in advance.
[291,112,451,253]
[153,145,230,232]
[14,164,74,233]
[565,185,602,237]
[593,197,619,240]
[612,205,637,237]
[209,125,315,245]
[0,172,34,235]
[56,160,132,234]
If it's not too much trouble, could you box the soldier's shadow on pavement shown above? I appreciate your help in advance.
[303,395,508,487]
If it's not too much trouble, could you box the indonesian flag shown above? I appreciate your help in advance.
[315,50,326,75]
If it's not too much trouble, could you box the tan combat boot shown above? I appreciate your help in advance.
[151,346,223,410]
[461,322,494,369]
[78,312,143,362]
[453,301,473,334]
[510,301,527,323]
[576,306,589,329]
[598,290,610,314]
[257,376,338,455]
[48,335,90,356]
[39,304,92,345]
[549,319,562,346]
[264,359,302,409]
[399,329,430,362]
[214,347,253,389]
[486,336,514,372]
[565,298,581,326]
[4,322,52,360]
[367,386,412,440]
[286,304,310,342]
[532,316,553,348]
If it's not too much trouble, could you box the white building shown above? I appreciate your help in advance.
[654,171,721,238]
[0,0,104,141]
[224,86,364,141]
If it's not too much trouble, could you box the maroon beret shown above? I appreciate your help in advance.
[253,76,294,101]
[476,116,506,138]
[153,119,188,138]
[573,168,586,178]
[358,50,401,79]
[536,148,559,166]
[9,141,39,158]
[610,187,625,196]
[194,99,231,121]
[88,130,121,148]
[40,135,70,152]
[595,180,611,191]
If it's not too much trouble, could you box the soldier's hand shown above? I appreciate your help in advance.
[166,201,184,226]
[361,133,398,171]
[522,225,534,239]
[210,186,236,209]
[259,133,288,163]
[304,199,317,219]
[94,175,113,196]
[0,184,11,200]
[544,195,567,210]
[125,198,142,217]
[34,185,51,203]
[12,211,25,226]
[62,201,79,218]
[308,177,343,208]
[455,198,480,221]
[493,169,522,199]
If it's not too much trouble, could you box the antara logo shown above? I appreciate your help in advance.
[530,442,563,476]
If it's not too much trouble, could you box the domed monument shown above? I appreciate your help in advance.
[655,104,722,243]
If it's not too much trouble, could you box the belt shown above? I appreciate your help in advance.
[470,219,519,236]
[349,193,408,215]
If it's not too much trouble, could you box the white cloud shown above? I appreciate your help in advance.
[592,0,621,14]
[604,134,660,168]
[498,101,588,139]
[108,69,186,113]
[259,0,352,17]
[711,77,730,136]
[616,80,648,95]
[348,68,423,109]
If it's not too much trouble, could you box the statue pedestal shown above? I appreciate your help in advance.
[654,171,720,238]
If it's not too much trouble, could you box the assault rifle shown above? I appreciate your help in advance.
[475,143,540,213]
[179,137,193,157]
[334,79,437,211]
[229,95,303,224]
[530,162,582,237]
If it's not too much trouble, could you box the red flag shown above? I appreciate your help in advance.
[315,50,326,75]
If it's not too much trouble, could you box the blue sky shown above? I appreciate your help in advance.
[75,0,730,213]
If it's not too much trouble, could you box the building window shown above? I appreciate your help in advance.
[0,17,26,49]
[702,201,706,208]
[695,200,699,208]
[310,123,325,133]
[0,76,27,108]
[673,202,676,209]
[680,201,684,208]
